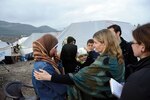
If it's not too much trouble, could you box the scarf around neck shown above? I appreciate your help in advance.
[32,34,62,74]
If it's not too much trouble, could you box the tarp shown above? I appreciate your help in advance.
[0,51,5,61]
[57,20,136,52]
[13,37,28,46]
[0,41,11,61]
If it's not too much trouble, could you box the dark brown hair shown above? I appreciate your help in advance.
[107,24,122,36]
[133,23,150,52]
[87,39,94,44]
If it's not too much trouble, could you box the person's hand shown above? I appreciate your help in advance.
[84,47,91,52]
[34,69,52,81]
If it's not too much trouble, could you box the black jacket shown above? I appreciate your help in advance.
[60,44,77,73]
[120,56,150,100]
[120,37,138,79]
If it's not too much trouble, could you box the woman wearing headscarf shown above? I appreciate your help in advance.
[32,34,67,100]
[34,29,125,100]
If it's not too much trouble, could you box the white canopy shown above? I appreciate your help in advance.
[13,37,28,46]
[19,32,61,55]
[57,20,135,52]
[0,41,11,61]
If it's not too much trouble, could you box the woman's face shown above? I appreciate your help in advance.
[93,38,105,53]
[49,45,57,57]
[131,39,144,58]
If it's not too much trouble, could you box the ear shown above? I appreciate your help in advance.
[117,31,121,36]
[141,44,145,52]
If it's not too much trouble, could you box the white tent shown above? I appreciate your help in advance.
[57,20,135,52]
[0,41,11,61]
[19,32,61,55]
[13,37,29,46]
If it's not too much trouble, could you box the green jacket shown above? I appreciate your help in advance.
[68,54,124,100]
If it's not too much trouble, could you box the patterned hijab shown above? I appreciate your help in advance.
[32,34,61,74]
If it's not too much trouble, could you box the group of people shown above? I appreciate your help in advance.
[32,23,150,100]
[60,36,99,73]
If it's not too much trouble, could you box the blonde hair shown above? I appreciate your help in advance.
[93,29,124,64]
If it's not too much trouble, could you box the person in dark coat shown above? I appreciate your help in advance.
[60,36,77,73]
[120,23,150,100]
[108,24,138,80]
[60,44,77,73]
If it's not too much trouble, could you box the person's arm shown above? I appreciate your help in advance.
[34,69,74,85]
[52,73,74,85]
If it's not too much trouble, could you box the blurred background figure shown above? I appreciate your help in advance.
[84,39,99,65]
[77,47,88,64]
[108,24,138,80]
[60,36,78,73]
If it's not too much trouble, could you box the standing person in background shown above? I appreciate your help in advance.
[84,39,99,66]
[77,47,88,64]
[75,47,88,72]
[66,36,76,44]
[34,29,125,100]
[120,23,150,100]
[62,36,76,46]
[108,24,138,80]
[32,34,67,100]
[60,36,78,73]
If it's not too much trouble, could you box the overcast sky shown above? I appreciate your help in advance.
[0,0,150,30]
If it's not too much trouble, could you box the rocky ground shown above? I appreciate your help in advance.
[0,60,36,100]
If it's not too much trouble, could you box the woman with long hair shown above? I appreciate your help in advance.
[34,29,124,100]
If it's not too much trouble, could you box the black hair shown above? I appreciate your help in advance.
[67,36,76,44]
[107,24,122,36]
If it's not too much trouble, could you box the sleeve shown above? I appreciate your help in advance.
[127,43,138,65]
[120,81,141,100]
[82,51,99,66]
[51,73,74,85]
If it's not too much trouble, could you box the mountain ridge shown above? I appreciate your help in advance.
[0,20,59,42]
[0,20,58,36]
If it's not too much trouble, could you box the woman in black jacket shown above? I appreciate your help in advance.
[120,23,150,100]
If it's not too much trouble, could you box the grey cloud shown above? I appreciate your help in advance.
[0,0,150,29]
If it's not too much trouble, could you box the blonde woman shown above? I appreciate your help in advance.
[34,29,125,100]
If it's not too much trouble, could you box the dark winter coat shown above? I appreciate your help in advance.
[60,44,77,73]
[120,56,150,100]
[120,37,138,79]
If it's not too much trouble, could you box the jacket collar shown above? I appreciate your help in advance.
[135,56,150,71]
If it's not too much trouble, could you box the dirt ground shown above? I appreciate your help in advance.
[0,60,36,100]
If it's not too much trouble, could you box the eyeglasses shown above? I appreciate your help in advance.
[130,41,138,45]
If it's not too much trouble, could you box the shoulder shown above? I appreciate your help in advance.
[127,68,150,85]
[93,55,121,68]
[120,37,133,55]
[34,61,54,71]
[120,37,130,47]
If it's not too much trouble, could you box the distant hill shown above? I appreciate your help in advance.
[0,20,59,42]
[0,20,58,36]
